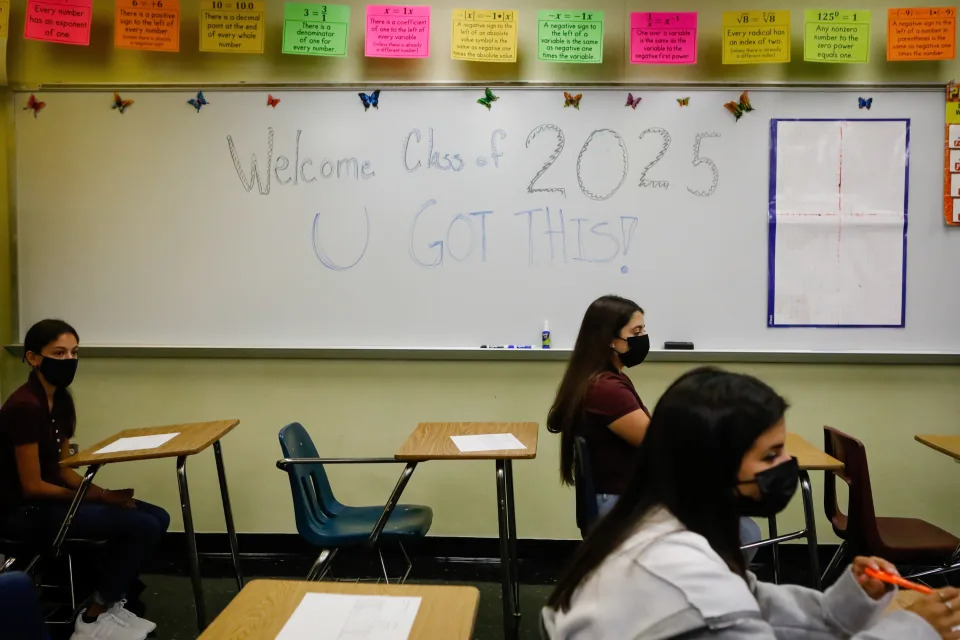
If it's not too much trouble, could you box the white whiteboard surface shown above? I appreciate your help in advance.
[13,88,960,352]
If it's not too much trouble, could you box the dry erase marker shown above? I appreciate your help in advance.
[864,568,932,594]
[542,321,551,349]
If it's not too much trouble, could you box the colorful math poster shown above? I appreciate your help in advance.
[630,12,697,64]
[282,3,349,56]
[24,0,93,46]
[721,10,790,64]
[451,9,517,62]
[199,0,265,53]
[115,0,180,52]
[537,10,603,63]
[365,5,430,58]
[803,10,871,63]
[944,82,960,225]
[888,7,956,61]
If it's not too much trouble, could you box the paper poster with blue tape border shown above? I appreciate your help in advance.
[768,118,909,328]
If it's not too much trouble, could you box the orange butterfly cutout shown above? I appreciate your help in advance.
[25,94,46,118]
[563,91,582,109]
[267,94,280,108]
[112,92,134,114]
[677,97,690,107]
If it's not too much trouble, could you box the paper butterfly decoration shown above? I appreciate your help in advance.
[564,92,582,109]
[477,88,499,110]
[625,93,641,109]
[677,97,690,107]
[188,91,209,113]
[267,94,280,108]
[858,96,873,110]
[358,90,380,111]
[24,94,46,118]
[723,91,755,121]
[112,92,134,114]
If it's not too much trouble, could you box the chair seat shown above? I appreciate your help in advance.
[300,504,433,547]
[875,517,960,563]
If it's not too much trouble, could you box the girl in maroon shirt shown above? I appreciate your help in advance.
[548,296,761,556]
[0,319,169,640]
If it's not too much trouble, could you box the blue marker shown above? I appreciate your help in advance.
[481,345,533,349]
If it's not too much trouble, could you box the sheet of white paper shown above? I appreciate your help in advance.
[94,433,179,455]
[771,119,908,327]
[450,433,526,452]
[275,593,421,640]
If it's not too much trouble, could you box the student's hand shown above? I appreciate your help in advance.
[101,489,136,509]
[906,588,960,639]
[851,555,899,599]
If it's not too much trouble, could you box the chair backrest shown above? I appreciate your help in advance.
[573,437,599,538]
[823,426,882,551]
[278,422,345,539]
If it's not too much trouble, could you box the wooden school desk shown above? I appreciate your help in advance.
[375,422,538,640]
[198,579,480,640]
[54,420,243,632]
[915,435,960,462]
[751,433,843,590]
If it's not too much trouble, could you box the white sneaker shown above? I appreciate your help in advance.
[107,600,157,634]
[69,609,147,640]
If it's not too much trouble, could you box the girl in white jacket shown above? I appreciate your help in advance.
[542,367,959,640]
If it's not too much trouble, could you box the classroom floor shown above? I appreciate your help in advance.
[43,550,824,640]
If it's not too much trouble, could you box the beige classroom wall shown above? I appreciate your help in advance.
[2,0,959,542]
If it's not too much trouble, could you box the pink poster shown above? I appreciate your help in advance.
[365,5,431,58]
[630,11,697,64]
[24,0,93,45]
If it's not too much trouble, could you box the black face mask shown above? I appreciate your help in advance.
[735,457,799,517]
[38,357,78,389]
[618,334,650,368]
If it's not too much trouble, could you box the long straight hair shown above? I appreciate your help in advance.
[547,295,643,485]
[547,366,788,612]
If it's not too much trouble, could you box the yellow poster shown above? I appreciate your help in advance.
[722,11,790,64]
[199,0,265,53]
[451,9,517,62]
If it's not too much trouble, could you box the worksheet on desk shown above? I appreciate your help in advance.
[450,433,526,452]
[93,433,179,455]
[275,593,422,640]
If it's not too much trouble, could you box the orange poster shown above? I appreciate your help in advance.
[888,7,955,61]
[115,0,180,52]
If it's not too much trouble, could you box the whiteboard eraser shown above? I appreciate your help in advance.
[664,341,694,350]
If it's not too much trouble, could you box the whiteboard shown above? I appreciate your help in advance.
[13,87,960,352]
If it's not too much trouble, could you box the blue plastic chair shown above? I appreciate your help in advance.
[573,436,599,538]
[276,422,433,582]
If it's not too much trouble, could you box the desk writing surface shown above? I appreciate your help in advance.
[198,579,480,640]
[915,434,960,461]
[61,420,239,467]
[396,422,539,461]
[786,433,844,471]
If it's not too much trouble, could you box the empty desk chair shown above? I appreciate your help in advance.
[822,426,960,583]
[276,422,433,582]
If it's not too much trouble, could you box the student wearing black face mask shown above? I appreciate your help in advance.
[543,367,955,640]
[548,295,652,522]
[0,319,169,640]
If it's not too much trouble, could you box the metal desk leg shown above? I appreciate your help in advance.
[503,460,520,610]
[768,516,781,584]
[495,460,518,640]
[368,463,418,549]
[213,441,243,591]
[177,455,206,632]
[27,464,101,574]
[799,470,822,590]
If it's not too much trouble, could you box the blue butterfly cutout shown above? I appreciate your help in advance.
[858,96,873,110]
[188,91,209,113]
[359,90,381,111]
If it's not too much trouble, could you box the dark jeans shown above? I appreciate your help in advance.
[0,571,50,640]
[1,499,170,603]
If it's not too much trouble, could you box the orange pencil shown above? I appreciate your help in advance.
[864,567,933,594]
